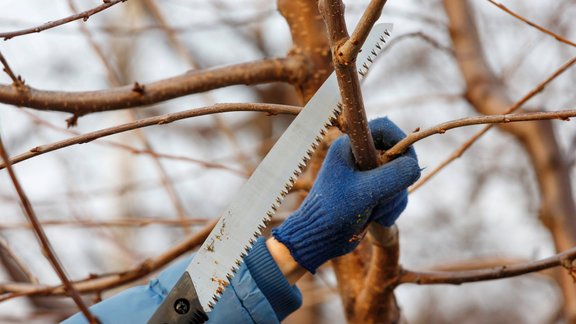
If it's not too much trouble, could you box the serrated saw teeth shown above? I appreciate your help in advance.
[183,24,392,313]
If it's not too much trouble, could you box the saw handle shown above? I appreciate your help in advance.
[147,272,208,324]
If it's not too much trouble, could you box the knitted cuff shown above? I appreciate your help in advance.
[272,198,355,274]
[244,238,303,321]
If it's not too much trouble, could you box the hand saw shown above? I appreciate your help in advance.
[148,23,392,324]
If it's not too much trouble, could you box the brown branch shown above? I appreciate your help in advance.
[443,0,576,320]
[0,0,128,40]
[320,1,400,323]
[0,220,217,301]
[21,109,246,176]
[399,246,576,285]
[319,0,378,170]
[487,0,576,48]
[0,52,24,88]
[0,57,305,116]
[384,109,576,159]
[0,103,300,170]
[0,217,211,229]
[277,0,332,103]
[0,139,99,323]
[410,54,576,192]
[339,0,388,64]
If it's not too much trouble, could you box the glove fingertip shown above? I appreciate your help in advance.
[368,117,408,149]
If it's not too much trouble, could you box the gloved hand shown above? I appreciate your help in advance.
[272,117,420,273]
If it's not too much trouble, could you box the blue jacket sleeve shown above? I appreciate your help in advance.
[62,238,302,324]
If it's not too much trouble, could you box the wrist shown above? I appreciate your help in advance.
[266,237,307,284]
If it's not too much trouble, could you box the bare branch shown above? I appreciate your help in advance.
[410,55,576,192]
[0,52,24,88]
[0,57,305,116]
[340,0,388,64]
[487,0,576,48]
[0,139,99,323]
[0,220,217,300]
[319,0,378,170]
[0,0,128,40]
[0,103,301,170]
[399,246,576,285]
[384,109,576,159]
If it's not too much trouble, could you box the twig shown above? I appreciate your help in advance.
[399,245,576,285]
[0,52,24,88]
[487,0,576,48]
[0,220,217,300]
[0,103,301,170]
[384,109,576,159]
[0,0,128,40]
[21,110,246,176]
[409,55,576,191]
[339,0,388,64]
[0,139,99,323]
[0,57,305,116]
[0,237,39,284]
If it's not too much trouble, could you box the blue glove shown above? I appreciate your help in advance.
[272,117,420,273]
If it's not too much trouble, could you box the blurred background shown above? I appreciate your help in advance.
[0,0,574,323]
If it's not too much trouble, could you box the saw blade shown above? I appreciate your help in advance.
[150,23,393,321]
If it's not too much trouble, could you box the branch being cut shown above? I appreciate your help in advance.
[0,57,305,116]
[0,0,128,40]
[319,1,399,323]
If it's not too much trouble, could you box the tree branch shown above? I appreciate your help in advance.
[384,109,576,159]
[339,0,388,64]
[0,52,24,88]
[0,139,99,323]
[0,57,305,117]
[0,103,301,170]
[443,0,576,319]
[399,245,576,285]
[487,0,576,48]
[0,220,217,301]
[410,55,576,192]
[0,0,128,40]
[319,1,400,323]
